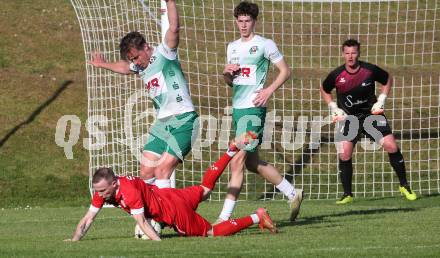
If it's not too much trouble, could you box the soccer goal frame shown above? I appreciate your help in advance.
[70,0,440,200]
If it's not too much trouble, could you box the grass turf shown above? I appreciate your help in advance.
[1,196,439,257]
[0,1,439,256]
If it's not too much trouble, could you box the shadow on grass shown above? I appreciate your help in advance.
[87,232,191,241]
[75,207,421,240]
[259,144,320,200]
[351,193,439,203]
[276,207,418,229]
[0,80,73,148]
[413,193,440,199]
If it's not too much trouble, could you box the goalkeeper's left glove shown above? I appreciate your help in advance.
[371,93,387,115]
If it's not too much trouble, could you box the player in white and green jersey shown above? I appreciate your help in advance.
[88,0,198,189]
[216,1,304,223]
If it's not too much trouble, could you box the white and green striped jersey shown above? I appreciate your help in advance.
[227,35,283,108]
[130,43,195,119]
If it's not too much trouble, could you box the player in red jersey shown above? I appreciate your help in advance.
[66,132,277,241]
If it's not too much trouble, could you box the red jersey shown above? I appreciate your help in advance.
[89,176,211,236]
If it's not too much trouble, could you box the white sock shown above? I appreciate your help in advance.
[218,199,236,221]
[144,178,156,185]
[155,179,171,189]
[251,214,259,224]
[276,179,296,200]
[226,149,237,157]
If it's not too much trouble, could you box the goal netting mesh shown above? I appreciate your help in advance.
[70,0,440,200]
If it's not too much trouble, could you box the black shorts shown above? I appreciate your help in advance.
[335,114,393,144]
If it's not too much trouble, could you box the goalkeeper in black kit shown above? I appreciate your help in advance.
[320,39,417,204]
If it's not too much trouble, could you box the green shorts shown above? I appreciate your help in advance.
[144,111,199,161]
[232,107,267,152]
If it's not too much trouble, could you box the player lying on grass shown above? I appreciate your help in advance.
[66,132,277,241]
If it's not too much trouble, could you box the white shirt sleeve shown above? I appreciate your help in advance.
[158,43,177,60]
[264,39,283,64]
[89,205,101,214]
[130,207,145,215]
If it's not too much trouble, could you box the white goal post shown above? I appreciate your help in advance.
[70,0,440,200]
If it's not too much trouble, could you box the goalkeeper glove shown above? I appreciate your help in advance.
[328,101,347,123]
[371,93,387,115]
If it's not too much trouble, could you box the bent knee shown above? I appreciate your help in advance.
[245,160,258,173]
[140,166,155,179]
[384,144,398,153]
[382,138,399,153]
[338,154,352,161]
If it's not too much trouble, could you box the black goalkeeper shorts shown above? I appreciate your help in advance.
[335,114,393,144]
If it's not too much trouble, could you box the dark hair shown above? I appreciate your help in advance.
[119,31,146,60]
[234,1,259,20]
[342,39,361,51]
[92,167,117,184]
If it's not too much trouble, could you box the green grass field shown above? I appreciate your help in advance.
[1,197,440,257]
[1,0,439,257]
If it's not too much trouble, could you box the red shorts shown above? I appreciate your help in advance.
[161,186,212,236]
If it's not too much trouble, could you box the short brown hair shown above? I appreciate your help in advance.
[234,1,259,20]
[119,31,146,60]
[342,39,361,51]
[92,167,117,184]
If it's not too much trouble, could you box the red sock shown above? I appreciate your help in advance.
[212,216,254,236]
[201,153,233,190]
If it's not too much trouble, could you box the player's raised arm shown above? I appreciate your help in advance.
[87,52,133,75]
[66,210,99,242]
[132,213,161,241]
[163,0,180,49]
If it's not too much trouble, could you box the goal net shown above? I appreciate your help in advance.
[70,0,440,200]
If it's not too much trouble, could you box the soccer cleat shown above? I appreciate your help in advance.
[229,131,258,151]
[288,189,304,221]
[399,185,417,201]
[213,217,226,225]
[256,208,277,233]
[336,194,353,205]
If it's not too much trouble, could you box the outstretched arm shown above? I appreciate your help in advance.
[66,210,99,241]
[87,52,133,75]
[253,59,291,106]
[163,0,180,49]
[132,213,161,241]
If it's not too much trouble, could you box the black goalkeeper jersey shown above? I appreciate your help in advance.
[322,61,389,118]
